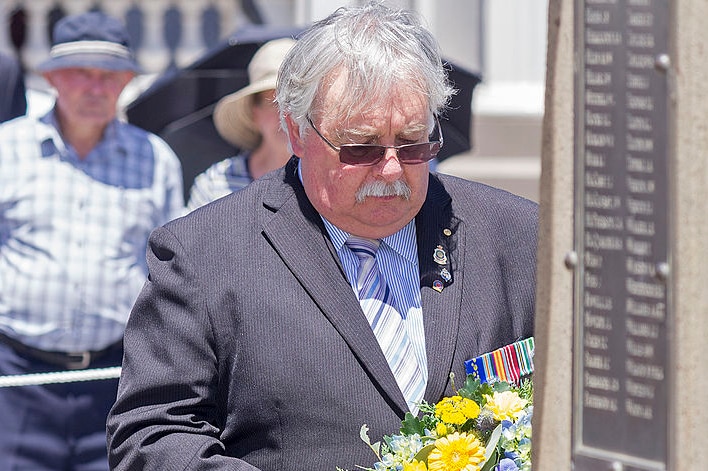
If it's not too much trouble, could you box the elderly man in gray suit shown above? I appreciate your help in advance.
[107,2,538,470]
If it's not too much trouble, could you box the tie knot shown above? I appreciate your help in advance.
[345,236,380,261]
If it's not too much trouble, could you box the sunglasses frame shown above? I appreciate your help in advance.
[306,116,444,166]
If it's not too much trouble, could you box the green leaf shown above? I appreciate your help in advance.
[458,374,481,399]
[413,443,436,463]
[359,424,371,445]
[370,441,380,457]
[359,424,380,457]
[479,448,499,471]
[484,423,503,459]
[460,417,478,433]
[400,412,426,436]
[518,377,534,402]
[478,423,503,471]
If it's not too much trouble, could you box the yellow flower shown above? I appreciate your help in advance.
[434,396,481,425]
[427,432,485,471]
[403,459,428,471]
[484,390,528,421]
[435,422,448,437]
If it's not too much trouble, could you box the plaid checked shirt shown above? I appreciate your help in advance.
[0,111,185,352]
[186,153,252,212]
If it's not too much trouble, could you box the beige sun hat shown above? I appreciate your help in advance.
[213,37,296,150]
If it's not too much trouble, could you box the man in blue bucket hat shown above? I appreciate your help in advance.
[0,11,184,471]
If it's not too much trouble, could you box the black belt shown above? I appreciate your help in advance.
[0,333,122,370]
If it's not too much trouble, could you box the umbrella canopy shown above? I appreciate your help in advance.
[439,61,481,160]
[125,25,480,202]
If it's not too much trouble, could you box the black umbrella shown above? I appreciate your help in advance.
[439,61,481,161]
[126,25,480,202]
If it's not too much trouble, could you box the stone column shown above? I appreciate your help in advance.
[531,0,574,468]
[668,1,708,470]
[62,0,93,15]
[101,0,132,23]
[22,0,52,71]
[136,0,170,74]
[533,0,708,470]
[175,0,204,67]
[215,0,245,36]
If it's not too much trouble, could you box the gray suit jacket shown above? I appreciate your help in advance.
[107,157,538,470]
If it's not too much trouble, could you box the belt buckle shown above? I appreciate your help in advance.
[66,351,91,369]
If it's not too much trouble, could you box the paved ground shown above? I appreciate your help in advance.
[437,153,541,202]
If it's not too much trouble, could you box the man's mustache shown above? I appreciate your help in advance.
[356,180,411,203]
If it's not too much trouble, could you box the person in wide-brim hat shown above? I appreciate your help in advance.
[213,37,296,151]
[187,38,295,211]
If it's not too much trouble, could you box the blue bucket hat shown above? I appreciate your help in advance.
[37,11,141,73]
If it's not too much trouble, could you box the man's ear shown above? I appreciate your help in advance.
[284,114,305,156]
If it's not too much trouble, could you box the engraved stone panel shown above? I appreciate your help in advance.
[572,0,669,470]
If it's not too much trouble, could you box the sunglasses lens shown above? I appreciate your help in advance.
[398,142,441,163]
[310,115,443,166]
[339,142,442,166]
[339,145,385,166]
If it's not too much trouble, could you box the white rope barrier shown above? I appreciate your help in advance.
[0,367,121,387]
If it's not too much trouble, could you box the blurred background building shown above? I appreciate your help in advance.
[0,0,547,201]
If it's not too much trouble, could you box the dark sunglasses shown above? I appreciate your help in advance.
[306,116,444,166]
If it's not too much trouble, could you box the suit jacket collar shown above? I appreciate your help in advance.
[261,158,464,415]
[415,173,465,403]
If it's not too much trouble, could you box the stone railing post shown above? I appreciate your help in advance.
[22,0,52,71]
[175,0,204,67]
[136,0,171,74]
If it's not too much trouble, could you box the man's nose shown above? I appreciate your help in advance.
[377,147,405,178]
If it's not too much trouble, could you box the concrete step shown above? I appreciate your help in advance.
[437,113,542,202]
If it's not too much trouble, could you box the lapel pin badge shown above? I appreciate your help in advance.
[432,280,444,292]
[440,267,452,282]
[433,245,447,265]
[443,228,452,236]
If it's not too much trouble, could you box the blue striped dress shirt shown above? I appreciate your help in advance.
[323,218,428,386]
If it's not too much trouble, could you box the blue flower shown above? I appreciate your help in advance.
[496,458,520,471]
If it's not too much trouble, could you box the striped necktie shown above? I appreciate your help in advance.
[346,236,425,414]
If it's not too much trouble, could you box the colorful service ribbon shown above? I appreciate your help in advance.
[464,337,535,384]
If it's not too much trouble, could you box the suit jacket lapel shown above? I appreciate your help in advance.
[416,174,465,403]
[261,159,409,415]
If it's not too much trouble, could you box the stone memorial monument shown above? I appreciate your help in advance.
[533,1,708,470]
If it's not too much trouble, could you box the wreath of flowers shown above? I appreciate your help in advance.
[339,373,533,471]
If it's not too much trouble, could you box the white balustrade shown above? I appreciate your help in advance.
[99,0,131,26]
[21,0,52,71]
[175,0,205,68]
[214,0,245,42]
[62,0,94,16]
[135,0,171,74]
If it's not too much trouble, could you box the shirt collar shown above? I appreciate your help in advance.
[39,107,126,159]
